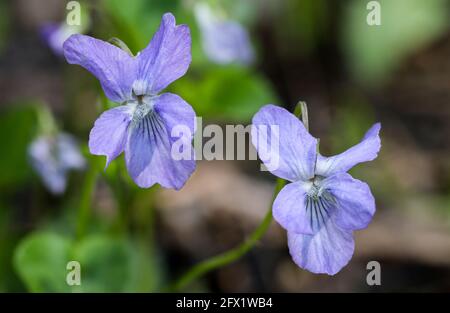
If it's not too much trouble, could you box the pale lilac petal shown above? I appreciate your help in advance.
[251,105,317,182]
[273,181,313,234]
[134,13,191,95]
[89,106,132,167]
[125,94,195,190]
[28,137,67,194]
[41,23,64,56]
[195,3,254,65]
[28,133,85,195]
[315,123,381,176]
[63,34,137,102]
[287,219,354,275]
[57,134,86,170]
[154,93,196,136]
[322,173,376,231]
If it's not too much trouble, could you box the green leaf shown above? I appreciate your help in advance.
[73,235,132,292]
[13,232,140,292]
[13,232,72,292]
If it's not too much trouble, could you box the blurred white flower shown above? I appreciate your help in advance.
[28,133,85,194]
[41,23,84,56]
[194,3,255,65]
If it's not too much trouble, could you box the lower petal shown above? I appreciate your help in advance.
[125,94,196,190]
[273,181,314,235]
[287,219,354,275]
[89,106,132,167]
[322,173,376,231]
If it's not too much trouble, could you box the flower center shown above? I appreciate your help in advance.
[127,94,158,126]
[304,175,335,232]
[307,175,325,200]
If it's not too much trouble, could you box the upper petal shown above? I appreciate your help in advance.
[89,106,132,167]
[134,13,191,95]
[287,218,354,275]
[315,123,381,176]
[63,34,137,102]
[251,105,317,182]
[322,172,376,231]
[125,93,196,190]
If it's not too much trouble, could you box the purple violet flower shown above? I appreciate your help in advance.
[28,133,85,195]
[63,13,195,190]
[194,3,254,65]
[251,105,381,275]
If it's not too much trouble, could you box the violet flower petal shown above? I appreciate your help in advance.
[89,105,132,167]
[322,172,376,231]
[251,105,317,182]
[287,219,355,275]
[315,123,381,176]
[63,34,137,102]
[125,93,195,190]
[273,181,315,235]
[134,13,191,95]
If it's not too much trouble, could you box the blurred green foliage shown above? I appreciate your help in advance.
[342,0,449,86]
[172,67,277,121]
[0,106,38,192]
[14,232,161,292]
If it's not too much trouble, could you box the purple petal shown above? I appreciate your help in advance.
[125,93,195,190]
[28,136,67,194]
[322,173,376,231]
[63,34,137,102]
[155,93,196,136]
[89,106,132,167]
[287,219,354,275]
[273,181,314,234]
[134,13,191,95]
[251,105,317,182]
[195,3,254,65]
[41,23,64,56]
[28,133,84,195]
[315,123,381,176]
[57,134,86,170]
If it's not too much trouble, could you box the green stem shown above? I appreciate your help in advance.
[169,178,286,292]
[76,162,99,240]
[109,162,130,234]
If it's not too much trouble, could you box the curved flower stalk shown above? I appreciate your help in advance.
[63,13,196,190]
[194,2,254,65]
[252,105,381,275]
[28,133,85,194]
